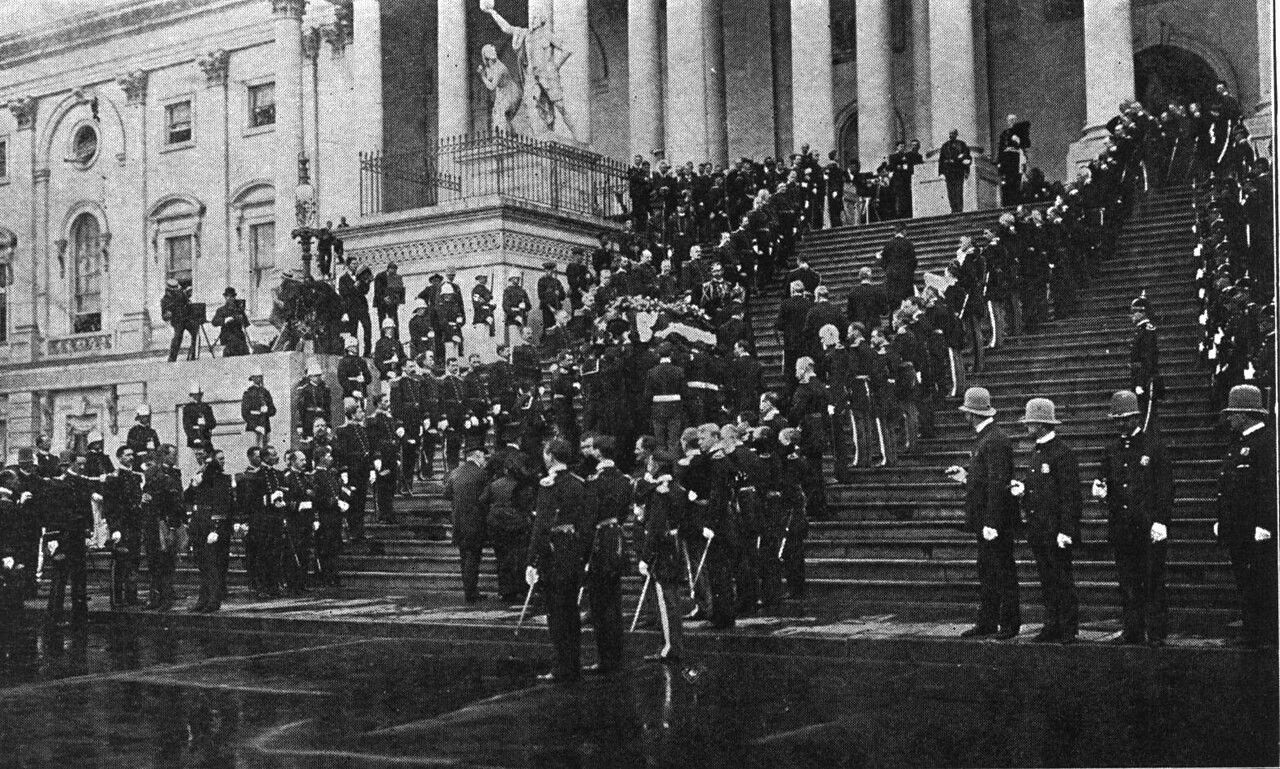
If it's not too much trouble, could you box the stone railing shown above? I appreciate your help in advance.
[46,331,114,358]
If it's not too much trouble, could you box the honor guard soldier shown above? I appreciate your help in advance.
[310,445,349,589]
[720,424,767,614]
[141,455,185,611]
[549,355,581,447]
[434,268,468,358]
[1213,385,1277,648]
[789,357,830,520]
[103,446,145,608]
[237,446,280,598]
[337,338,373,402]
[774,428,810,601]
[634,451,686,662]
[581,436,630,676]
[724,340,768,421]
[408,299,434,360]
[463,353,494,449]
[242,370,277,447]
[333,399,373,542]
[418,362,444,482]
[846,325,883,467]
[1012,398,1081,644]
[525,439,591,683]
[279,450,315,595]
[185,449,234,613]
[296,360,332,440]
[948,387,1020,640]
[1129,294,1163,431]
[502,275,533,331]
[817,325,855,482]
[438,358,468,471]
[472,275,497,336]
[644,343,687,457]
[775,281,814,397]
[537,261,567,332]
[1096,390,1174,646]
[182,383,217,453]
[366,393,401,524]
[374,317,406,380]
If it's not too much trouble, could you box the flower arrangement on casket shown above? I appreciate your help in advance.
[600,294,717,345]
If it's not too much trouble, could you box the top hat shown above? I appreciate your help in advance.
[1019,397,1061,425]
[1222,384,1268,415]
[958,387,996,417]
[1108,390,1141,418]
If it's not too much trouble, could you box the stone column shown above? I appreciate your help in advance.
[912,0,931,150]
[437,0,469,138]
[553,0,591,146]
[703,0,728,166]
[1083,0,1134,130]
[789,0,834,155]
[1245,0,1273,152]
[855,0,893,171]
[666,0,710,163]
[354,0,384,154]
[7,97,39,363]
[273,0,306,273]
[627,0,662,158]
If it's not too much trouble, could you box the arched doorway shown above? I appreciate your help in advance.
[1134,45,1221,110]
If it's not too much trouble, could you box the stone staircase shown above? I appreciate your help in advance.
[86,187,1235,615]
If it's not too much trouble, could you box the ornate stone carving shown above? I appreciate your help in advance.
[272,0,305,20]
[197,49,230,87]
[319,23,347,56]
[47,332,113,357]
[301,26,322,60]
[116,70,148,105]
[8,96,37,130]
[347,230,580,269]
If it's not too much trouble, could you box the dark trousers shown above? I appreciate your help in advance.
[348,471,369,540]
[829,406,852,479]
[148,550,177,609]
[759,526,784,607]
[1000,173,1020,207]
[1031,542,1078,638]
[1114,536,1167,641]
[706,536,737,627]
[315,514,343,587]
[459,544,482,600]
[193,541,225,610]
[944,173,966,213]
[828,197,844,228]
[492,530,527,601]
[281,520,311,592]
[734,532,761,613]
[801,450,827,520]
[168,324,198,362]
[961,310,985,373]
[886,277,914,311]
[344,305,373,356]
[46,534,87,618]
[399,430,420,492]
[586,570,624,672]
[650,405,684,458]
[110,529,142,608]
[246,513,282,594]
[782,530,806,599]
[373,466,397,522]
[543,578,583,679]
[1227,540,1279,645]
[976,534,1020,631]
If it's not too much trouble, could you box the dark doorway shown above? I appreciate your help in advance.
[1134,45,1221,111]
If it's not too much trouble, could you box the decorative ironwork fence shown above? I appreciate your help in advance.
[360,132,629,220]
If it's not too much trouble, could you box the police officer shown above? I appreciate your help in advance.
[525,438,591,683]
[1012,398,1081,644]
[237,446,280,598]
[182,382,217,452]
[103,445,144,608]
[409,298,434,360]
[502,274,533,332]
[789,357,830,521]
[1096,390,1174,646]
[393,361,425,496]
[367,392,400,524]
[1213,384,1277,648]
[242,370,277,447]
[373,317,406,380]
[311,445,349,589]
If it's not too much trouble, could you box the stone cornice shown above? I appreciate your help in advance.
[272,0,306,20]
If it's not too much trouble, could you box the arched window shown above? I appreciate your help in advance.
[70,213,103,333]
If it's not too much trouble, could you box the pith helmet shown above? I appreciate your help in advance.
[1108,390,1140,418]
[1019,397,1061,425]
[1222,384,1268,415]
[958,387,996,417]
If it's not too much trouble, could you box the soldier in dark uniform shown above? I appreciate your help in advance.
[185,449,234,612]
[296,361,332,440]
[1013,398,1081,644]
[462,353,494,450]
[724,340,767,419]
[471,275,496,337]
[997,114,1027,206]
[775,428,810,600]
[938,129,973,213]
[644,344,687,457]
[948,387,1020,639]
[336,337,372,403]
[581,436,630,676]
[845,325,878,467]
[373,317,406,380]
[237,446,280,598]
[435,268,468,358]
[366,392,400,524]
[182,383,217,452]
[789,357,830,522]
[887,141,916,219]
[333,399,373,543]
[536,261,566,334]
[775,281,814,398]
[241,370,277,447]
[141,454,185,611]
[103,446,144,608]
[634,450,686,661]
[824,151,847,228]
[278,450,315,595]
[526,439,591,683]
[684,343,724,427]
[950,236,986,374]
[846,267,888,333]
[83,431,114,479]
[1096,390,1174,646]
[43,451,94,621]
[817,325,855,483]
[1213,384,1277,648]
[878,224,917,309]
[438,358,468,471]
[408,298,433,360]
[720,424,768,614]
[392,361,425,496]
[123,405,158,466]
[502,275,533,333]
[1129,295,1163,432]
[338,258,374,357]
[311,445,349,589]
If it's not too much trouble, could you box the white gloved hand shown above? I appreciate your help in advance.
[525,565,539,586]
[255,426,266,435]
[1256,527,1272,542]
[374,459,383,471]
[827,404,836,416]
[437,420,449,431]
[48,540,59,554]
[91,492,104,503]
[396,427,405,438]
[638,561,650,577]
[271,490,285,507]
[197,418,206,426]
[1135,386,1144,395]
[491,404,502,415]
[19,491,32,504]
[1009,480,1025,498]
[1056,533,1072,549]
[2,556,14,570]
[313,520,321,531]
[234,523,247,535]
[369,471,377,486]
[1213,521,1219,537]
[1092,479,1107,499]
[111,531,122,543]
[206,532,218,545]
[338,500,350,512]
[1150,522,1167,543]
[342,314,350,323]
[982,526,997,542]
[702,527,715,540]
[945,466,967,484]
[299,501,312,511]
[687,490,698,501]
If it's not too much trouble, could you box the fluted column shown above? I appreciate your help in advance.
[553,0,591,146]
[354,0,384,154]
[1082,0,1134,130]
[627,0,662,158]
[855,0,893,170]
[790,0,834,155]
[703,0,728,166]
[927,0,976,148]
[437,0,469,137]
[272,0,306,272]
[665,0,726,165]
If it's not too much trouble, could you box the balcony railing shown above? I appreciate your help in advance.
[360,132,628,220]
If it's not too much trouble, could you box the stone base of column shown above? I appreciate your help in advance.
[912,153,1000,218]
[116,311,152,354]
[1245,104,1273,159]
[1067,124,1113,177]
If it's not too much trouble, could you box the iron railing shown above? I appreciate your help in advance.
[360,132,629,220]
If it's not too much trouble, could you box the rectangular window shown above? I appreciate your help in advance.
[249,82,275,128]
[1044,0,1083,22]
[166,234,194,289]
[165,100,192,145]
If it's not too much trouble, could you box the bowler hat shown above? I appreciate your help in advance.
[1019,397,1061,425]
[223,286,237,298]
[1222,384,1268,415]
[1108,390,1141,418]
[958,387,996,417]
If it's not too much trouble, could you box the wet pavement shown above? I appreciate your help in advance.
[0,616,1276,768]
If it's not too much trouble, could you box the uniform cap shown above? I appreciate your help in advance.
[249,369,264,380]
[136,404,151,417]
[1019,397,1061,425]
[189,381,202,394]
[413,298,427,311]
[958,387,996,417]
[1108,390,1141,418]
[1222,384,1268,415]
[381,317,396,329]
[344,336,359,350]
[165,278,180,288]
[223,286,237,298]
[306,360,323,377]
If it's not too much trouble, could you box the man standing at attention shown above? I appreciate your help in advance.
[938,129,973,213]
[878,223,917,310]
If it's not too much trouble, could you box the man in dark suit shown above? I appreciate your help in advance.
[774,281,814,397]
[846,267,888,333]
[824,151,847,228]
[946,387,1020,639]
[878,224,917,310]
[1012,398,1081,644]
[997,114,1027,206]
[581,436,630,676]
[536,261,566,334]
[443,442,490,604]
[803,286,846,358]
[937,129,973,213]
[338,258,373,357]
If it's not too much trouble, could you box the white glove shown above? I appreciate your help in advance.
[111,531,121,543]
[396,427,405,438]
[369,471,377,486]
[48,540,58,554]
[197,418,206,426]
[1,556,14,570]
[338,500,350,512]
[1091,479,1107,499]
[437,420,448,431]
[299,501,312,511]
[206,532,218,545]
[271,490,285,507]
[342,314,349,323]
[234,523,247,535]
[255,426,266,435]
[638,561,650,577]
[1256,527,1272,542]
[374,459,383,471]
[1056,533,1072,549]
[1134,386,1144,395]
[313,520,321,531]
[982,526,997,541]
[525,565,539,586]
[687,490,698,501]
[19,491,32,504]
[1150,522,1167,543]
[702,527,715,540]
[1213,521,1219,537]
[340,471,349,485]
[945,466,967,484]
[827,404,835,416]
[491,404,502,415]
[1009,480,1025,498]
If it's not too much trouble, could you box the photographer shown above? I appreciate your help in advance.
[212,286,251,357]
[161,278,198,362]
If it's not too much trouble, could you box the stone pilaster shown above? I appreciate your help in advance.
[273,0,306,274]
[789,0,834,155]
[1069,0,1134,168]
